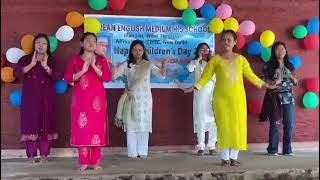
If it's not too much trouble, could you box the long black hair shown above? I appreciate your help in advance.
[265,41,295,79]
[194,42,211,62]
[128,39,149,68]
[32,33,51,57]
[79,32,97,55]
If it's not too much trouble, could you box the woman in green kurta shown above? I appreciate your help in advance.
[184,30,274,166]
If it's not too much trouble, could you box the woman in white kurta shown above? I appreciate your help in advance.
[186,43,217,156]
[113,40,168,158]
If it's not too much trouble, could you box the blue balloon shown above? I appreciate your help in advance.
[200,3,216,20]
[55,80,68,94]
[307,17,319,34]
[9,90,22,107]
[289,55,302,69]
[247,41,263,56]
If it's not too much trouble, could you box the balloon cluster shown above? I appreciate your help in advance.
[172,1,282,65]
[171,1,259,57]
[2,50,18,84]
[172,1,244,30]
[88,0,126,11]
[292,17,319,50]
[302,77,319,109]
[5,11,85,65]
[172,0,201,26]
[203,2,264,62]
[1,53,15,83]
[288,17,319,111]
[246,29,276,63]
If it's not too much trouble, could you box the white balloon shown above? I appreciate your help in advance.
[6,48,25,63]
[55,25,74,42]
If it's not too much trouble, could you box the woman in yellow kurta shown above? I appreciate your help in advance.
[184,30,274,167]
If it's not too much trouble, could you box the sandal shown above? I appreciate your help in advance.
[197,150,204,156]
[139,155,147,159]
[230,159,241,166]
[221,159,231,166]
[209,149,217,155]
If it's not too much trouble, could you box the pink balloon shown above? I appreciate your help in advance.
[216,4,232,19]
[189,0,205,9]
[236,32,246,49]
[238,20,256,36]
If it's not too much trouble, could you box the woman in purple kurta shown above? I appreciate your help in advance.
[14,33,62,163]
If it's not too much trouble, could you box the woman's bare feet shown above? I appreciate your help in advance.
[79,165,88,171]
[40,156,48,163]
[28,157,37,164]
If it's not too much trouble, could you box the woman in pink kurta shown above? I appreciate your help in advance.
[64,32,112,171]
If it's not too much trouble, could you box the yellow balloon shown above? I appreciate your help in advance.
[172,0,188,10]
[209,18,224,34]
[84,18,101,33]
[260,30,275,48]
[21,34,34,55]
[224,17,239,32]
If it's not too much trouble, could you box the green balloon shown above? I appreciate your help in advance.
[88,0,108,10]
[261,47,271,62]
[48,36,58,53]
[303,91,319,109]
[292,25,307,39]
[182,8,197,26]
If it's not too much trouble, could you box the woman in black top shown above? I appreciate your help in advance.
[261,41,298,156]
